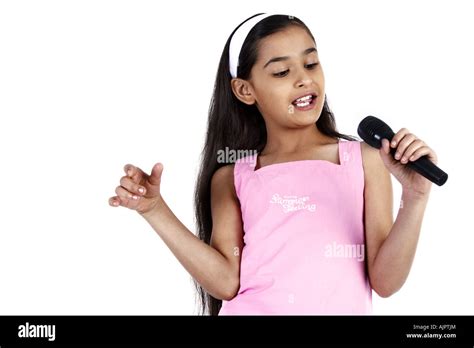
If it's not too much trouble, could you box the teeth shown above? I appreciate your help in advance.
[295,95,312,103]
[296,101,310,107]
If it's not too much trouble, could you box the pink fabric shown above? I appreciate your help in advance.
[218,140,372,315]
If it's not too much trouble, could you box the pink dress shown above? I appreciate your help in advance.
[218,139,372,315]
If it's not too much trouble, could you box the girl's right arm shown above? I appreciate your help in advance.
[109,163,243,301]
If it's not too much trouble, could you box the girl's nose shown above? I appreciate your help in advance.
[295,72,313,87]
[297,78,312,87]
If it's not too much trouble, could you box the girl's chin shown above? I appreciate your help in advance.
[289,114,320,126]
[288,108,319,118]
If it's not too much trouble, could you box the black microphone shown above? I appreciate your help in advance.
[357,115,448,186]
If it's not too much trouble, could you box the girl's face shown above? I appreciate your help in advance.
[234,26,325,129]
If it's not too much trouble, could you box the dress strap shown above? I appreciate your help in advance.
[339,140,365,185]
[233,152,258,200]
[338,140,362,166]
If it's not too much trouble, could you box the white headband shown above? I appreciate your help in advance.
[228,13,276,78]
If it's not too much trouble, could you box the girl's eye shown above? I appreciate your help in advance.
[273,70,289,77]
[272,62,320,78]
[305,62,319,69]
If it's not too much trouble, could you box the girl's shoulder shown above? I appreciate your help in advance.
[359,141,392,199]
[360,140,383,173]
[211,164,237,199]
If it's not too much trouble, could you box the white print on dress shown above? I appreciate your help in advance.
[269,193,316,213]
[343,151,350,162]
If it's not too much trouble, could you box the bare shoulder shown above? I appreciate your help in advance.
[360,141,383,173]
[211,164,237,198]
[359,141,393,200]
[210,163,241,245]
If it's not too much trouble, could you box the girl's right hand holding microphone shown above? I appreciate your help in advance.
[109,163,164,216]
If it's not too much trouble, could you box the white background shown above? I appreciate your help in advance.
[0,0,472,315]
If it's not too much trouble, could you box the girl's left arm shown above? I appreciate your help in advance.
[361,129,438,297]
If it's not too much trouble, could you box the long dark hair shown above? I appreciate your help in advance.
[193,13,358,315]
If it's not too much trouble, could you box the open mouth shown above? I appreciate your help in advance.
[291,93,317,109]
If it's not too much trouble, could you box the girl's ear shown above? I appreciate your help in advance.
[230,78,256,105]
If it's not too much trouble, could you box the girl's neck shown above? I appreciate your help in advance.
[261,124,335,156]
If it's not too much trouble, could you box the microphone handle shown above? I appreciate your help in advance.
[387,147,448,186]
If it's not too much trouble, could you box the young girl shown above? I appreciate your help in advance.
[108,13,438,315]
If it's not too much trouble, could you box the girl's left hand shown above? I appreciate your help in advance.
[379,128,438,198]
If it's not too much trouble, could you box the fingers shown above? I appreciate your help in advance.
[379,138,399,168]
[123,164,145,184]
[391,130,416,160]
[114,185,141,208]
[109,165,147,209]
[381,138,390,154]
[398,138,424,163]
[109,196,121,207]
[120,175,147,197]
[109,165,147,208]
[390,128,438,165]
[148,163,163,186]
[110,163,163,210]
[409,146,438,165]
[390,128,410,149]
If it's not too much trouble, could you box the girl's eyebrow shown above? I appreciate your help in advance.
[263,47,317,69]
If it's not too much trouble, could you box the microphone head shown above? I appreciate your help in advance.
[357,115,395,149]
